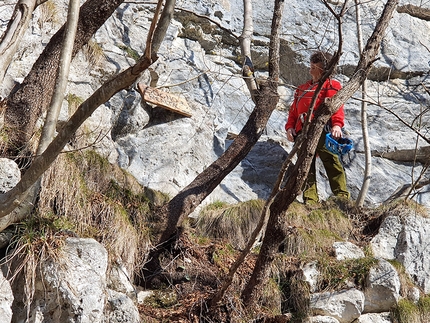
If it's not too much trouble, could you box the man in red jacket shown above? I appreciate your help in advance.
[285,51,350,204]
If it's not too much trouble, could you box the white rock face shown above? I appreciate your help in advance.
[363,259,400,313]
[107,290,140,323]
[302,261,320,293]
[333,241,365,260]
[5,238,139,323]
[0,270,13,323]
[371,214,430,294]
[306,315,340,323]
[108,262,136,299]
[357,312,392,323]
[370,216,403,259]
[0,159,20,194]
[310,288,365,323]
[1,0,430,208]
[39,238,109,323]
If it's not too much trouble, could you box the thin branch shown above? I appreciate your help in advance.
[351,96,430,144]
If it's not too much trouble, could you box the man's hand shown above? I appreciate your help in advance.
[286,128,296,142]
[331,125,342,139]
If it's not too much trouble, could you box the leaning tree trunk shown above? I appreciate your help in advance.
[208,0,285,307]
[0,0,176,220]
[0,0,47,85]
[141,79,280,285]
[3,0,125,154]
[140,0,285,287]
[241,0,399,306]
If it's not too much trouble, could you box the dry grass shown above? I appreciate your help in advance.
[195,199,265,250]
[83,39,106,67]
[279,201,353,257]
[1,214,69,320]
[37,1,59,30]
[37,150,168,279]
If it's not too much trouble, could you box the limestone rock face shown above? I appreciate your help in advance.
[371,215,430,294]
[107,290,140,323]
[310,288,365,323]
[306,315,340,323]
[356,312,392,323]
[363,259,400,313]
[32,238,107,323]
[8,238,139,323]
[333,241,365,260]
[0,270,13,323]
[0,159,20,194]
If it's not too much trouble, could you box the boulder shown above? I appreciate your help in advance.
[356,312,392,323]
[0,158,20,194]
[0,270,13,323]
[310,288,364,323]
[107,290,140,323]
[8,238,139,323]
[302,261,320,293]
[363,259,400,313]
[371,215,430,294]
[306,315,340,322]
[333,241,365,260]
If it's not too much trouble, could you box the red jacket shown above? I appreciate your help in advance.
[285,78,345,133]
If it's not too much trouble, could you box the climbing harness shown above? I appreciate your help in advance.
[325,132,355,167]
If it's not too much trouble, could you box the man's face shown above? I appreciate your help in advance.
[310,62,324,82]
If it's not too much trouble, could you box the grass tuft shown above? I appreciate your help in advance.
[195,199,265,250]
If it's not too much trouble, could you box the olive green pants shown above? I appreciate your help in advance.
[303,132,350,203]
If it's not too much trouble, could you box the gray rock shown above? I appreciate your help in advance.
[25,238,109,323]
[107,290,140,323]
[0,159,20,194]
[356,312,392,323]
[333,241,365,260]
[108,262,136,300]
[310,288,364,323]
[0,270,13,323]
[371,215,430,294]
[363,259,400,313]
[306,315,340,323]
[302,261,320,293]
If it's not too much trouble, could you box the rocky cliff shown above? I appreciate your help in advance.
[0,0,430,322]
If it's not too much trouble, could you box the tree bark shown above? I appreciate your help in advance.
[0,0,176,219]
[397,4,430,21]
[355,0,371,208]
[0,0,47,85]
[3,0,125,153]
[141,0,284,285]
[37,0,79,154]
[240,0,258,102]
[372,146,430,164]
[0,0,81,231]
[241,0,399,306]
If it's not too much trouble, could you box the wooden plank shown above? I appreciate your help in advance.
[137,83,192,117]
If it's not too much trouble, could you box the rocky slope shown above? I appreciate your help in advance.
[0,0,430,322]
[2,0,429,209]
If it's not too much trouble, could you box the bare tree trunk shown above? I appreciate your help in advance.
[3,0,125,153]
[241,0,399,306]
[208,0,285,307]
[140,0,285,286]
[240,0,258,102]
[38,0,79,154]
[397,4,430,21]
[0,0,176,219]
[355,0,371,207]
[0,0,81,231]
[0,0,48,85]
